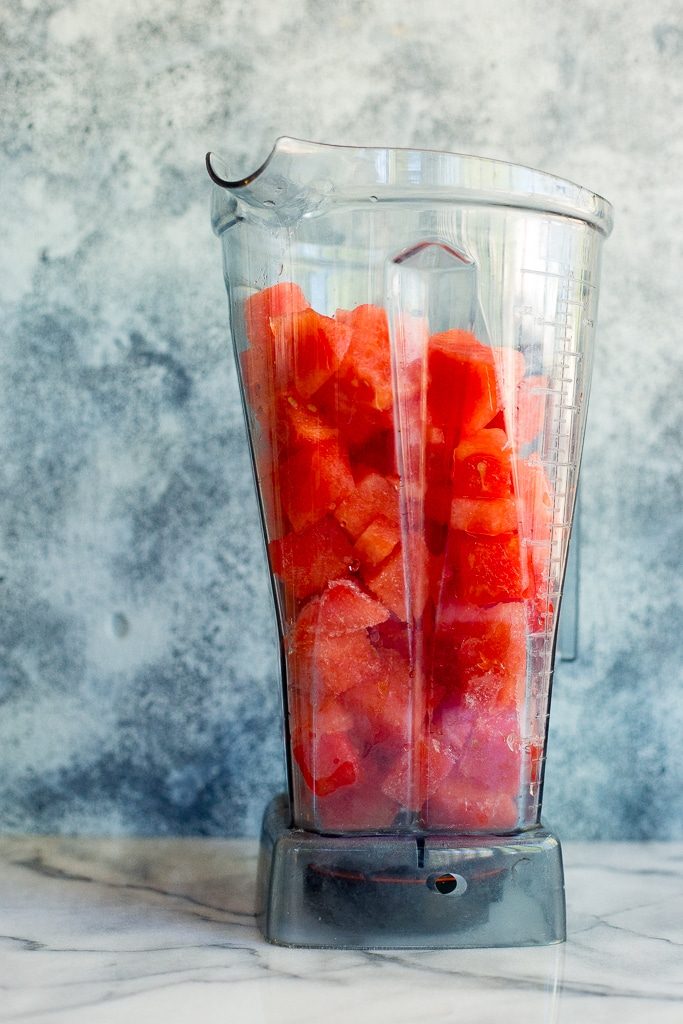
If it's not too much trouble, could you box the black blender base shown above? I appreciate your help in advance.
[257,794,566,949]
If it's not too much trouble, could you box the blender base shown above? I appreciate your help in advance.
[257,794,566,949]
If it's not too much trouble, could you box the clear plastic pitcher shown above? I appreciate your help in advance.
[208,138,612,947]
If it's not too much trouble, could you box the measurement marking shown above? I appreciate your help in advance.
[522,268,571,280]
[521,269,596,289]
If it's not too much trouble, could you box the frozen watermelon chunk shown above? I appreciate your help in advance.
[441,531,529,605]
[290,688,355,736]
[364,547,407,620]
[287,584,390,696]
[243,281,309,352]
[431,601,527,709]
[336,303,393,412]
[342,647,412,744]
[381,737,455,808]
[314,375,393,448]
[364,536,430,621]
[316,786,400,832]
[452,427,514,499]
[314,744,400,832]
[428,330,500,447]
[424,424,515,533]
[450,496,518,535]
[277,393,338,450]
[292,730,359,797]
[280,438,355,532]
[318,579,390,634]
[514,455,553,543]
[513,456,555,630]
[269,517,354,601]
[334,471,400,539]
[271,307,351,399]
[354,515,401,567]
[425,779,518,831]
[311,303,394,454]
[313,630,386,695]
[288,594,322,649]
[434,704,522,795]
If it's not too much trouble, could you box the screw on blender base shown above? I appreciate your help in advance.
[427,872,468,895]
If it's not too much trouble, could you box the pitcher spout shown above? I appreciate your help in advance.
[206,138,337,233]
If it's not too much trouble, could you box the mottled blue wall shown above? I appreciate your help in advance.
[1,0,681,838]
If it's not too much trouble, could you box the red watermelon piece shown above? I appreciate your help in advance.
[269,516,354,601]
[318,579,390,635]
[243,281,309,351]
[428,330,500,448]
[450,496,519,535]
[292,730,359,797]
[271,307,351,399]
[425,780,518,831]
[364,536,430,622]
[314,630,385,696]
[452,427,514,499]
[334,471,400,539]
[431,601,527,709]
[381,736,455,808]
[354,515,401,567]
[280,438,355,532]
[441,531,529,606]
[336,303,394,413]
[314,744,400,832]
[277,393,338,450]
[342,647,412,745]
[434,704,522,795]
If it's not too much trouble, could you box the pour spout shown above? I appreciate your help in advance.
[206,138,336,234]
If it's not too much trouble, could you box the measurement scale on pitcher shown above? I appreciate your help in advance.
[517,263,598,646]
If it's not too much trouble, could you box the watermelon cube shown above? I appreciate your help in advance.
[280,438,355,532]
[271,307,351,399]
[243,282,309,352]
[354,515,401,567]
[334,471,400,539]
[268,516,354,601]
[431,601,527,710]
[292,730,359,797]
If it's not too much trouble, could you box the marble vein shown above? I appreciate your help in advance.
[0,837,681,1023]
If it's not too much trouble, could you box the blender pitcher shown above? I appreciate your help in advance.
[207,139,612,948]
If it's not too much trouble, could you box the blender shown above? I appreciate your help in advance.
[207,138,612,948]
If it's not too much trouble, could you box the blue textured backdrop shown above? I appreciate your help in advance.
[1,0,681,838]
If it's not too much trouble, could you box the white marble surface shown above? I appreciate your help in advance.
[0,837,680,1023]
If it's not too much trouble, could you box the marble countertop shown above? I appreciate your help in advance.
[0,836,680,1023]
